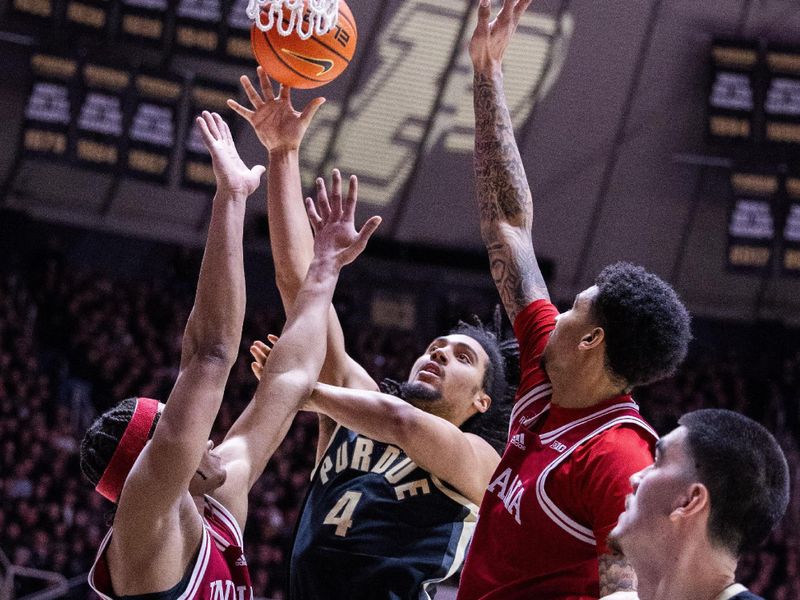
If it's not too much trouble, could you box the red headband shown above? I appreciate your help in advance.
[95,397,160,503]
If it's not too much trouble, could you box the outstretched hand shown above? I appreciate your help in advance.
[249,335,278,381]
[305,169,381,268]
[227,66,326,154]
[469,0,532,74]
[197,110,265,196]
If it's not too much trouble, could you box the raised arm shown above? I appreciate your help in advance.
[306,384,499,505]
[471,0,549,323]
[113,112,262,542]
[229,70,377,460]
[213,173,381,527]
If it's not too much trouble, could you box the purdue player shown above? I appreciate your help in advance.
[231,72,516,598]
[80,111,380,599]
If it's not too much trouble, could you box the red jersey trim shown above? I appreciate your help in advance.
[535,414,658,546]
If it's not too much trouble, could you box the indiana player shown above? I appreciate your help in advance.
[230,71,517,598]
[79,110,380,599]
[457,1,692,599]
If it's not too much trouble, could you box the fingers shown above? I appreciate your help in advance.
[476,0,491,30]
[279,83,291,102]
[350,216,382,259]
[511,0,532,24]
[343,174,358,221]
[227,98,254,121]
[315,177,332,221]
[251,164,266,181]
[196,114,214,147]
[203,110,222,139]
[240,75,265,109]
[330,169,343,219]
[497,0,512,22]
[250,342,269,362]
[256,66,274,99]
[266,333,279,345]
[304,196,323,234]
[212,112,229,142]
[250,361,263,380]
[300,96,326,125]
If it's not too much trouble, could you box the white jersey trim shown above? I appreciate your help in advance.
[88,523,212,600]
[420,477,478,600]
[538,400,643,444]
[509,383,552,434]
[535,412,658,546]
[205,494,244,549]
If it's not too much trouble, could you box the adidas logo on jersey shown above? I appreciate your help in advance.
[234,554,247,567]
[510,433,526,450]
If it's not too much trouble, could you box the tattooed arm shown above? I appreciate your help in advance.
[598,553,639,597]
[470,0,548,323]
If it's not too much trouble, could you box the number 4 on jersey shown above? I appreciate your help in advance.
[323,491,363,537]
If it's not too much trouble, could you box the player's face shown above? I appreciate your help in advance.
[189,440,227,496]
[541,285,599,376]
[406,334,491,424]
[610,427,694,556]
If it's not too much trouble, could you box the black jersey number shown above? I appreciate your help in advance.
[323,491,363,537]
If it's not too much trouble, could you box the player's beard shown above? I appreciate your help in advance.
[398,381,442,405]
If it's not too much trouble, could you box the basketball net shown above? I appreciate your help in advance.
[247,0,340,39]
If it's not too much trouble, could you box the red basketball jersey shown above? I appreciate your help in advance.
[89,495,253,600]
[457,300,657,600]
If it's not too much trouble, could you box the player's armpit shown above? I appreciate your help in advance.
[598,552,638,596]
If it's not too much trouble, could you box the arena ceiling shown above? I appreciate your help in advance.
[2,0,800,322]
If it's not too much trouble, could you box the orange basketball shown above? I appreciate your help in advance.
[250,0,357,89]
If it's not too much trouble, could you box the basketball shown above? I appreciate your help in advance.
[250,0,357,90]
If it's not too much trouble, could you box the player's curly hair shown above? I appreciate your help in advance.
[381,308,518,454]
[679,409,790,555]
[80,398,161,488]
[593,262,691,389]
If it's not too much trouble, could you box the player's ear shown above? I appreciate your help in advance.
[579,327,604,350]
[473,391,491,414]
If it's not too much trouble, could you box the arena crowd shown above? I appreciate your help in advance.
[0,233,797,599]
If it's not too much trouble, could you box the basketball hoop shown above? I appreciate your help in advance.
[246,0,340,40]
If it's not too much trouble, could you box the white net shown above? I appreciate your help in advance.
[246,0,340,39]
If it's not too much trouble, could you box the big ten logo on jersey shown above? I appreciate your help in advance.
[208,580,252,600]
[298,0,573,207]
[487,467,525,525]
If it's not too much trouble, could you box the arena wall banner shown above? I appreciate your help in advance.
[125,69,183,183]
[21,52,80,162]
[763,45,800,153]
[6,0,61,33]
[726,169,780,274]
[181,77,238,190]
[781,174,800,276]
[708,39,761,146]
[70,60,131,172]
[115,0,172,50]
[221,0,254,64]
[173,0,224,58]
[64,0,111,39]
